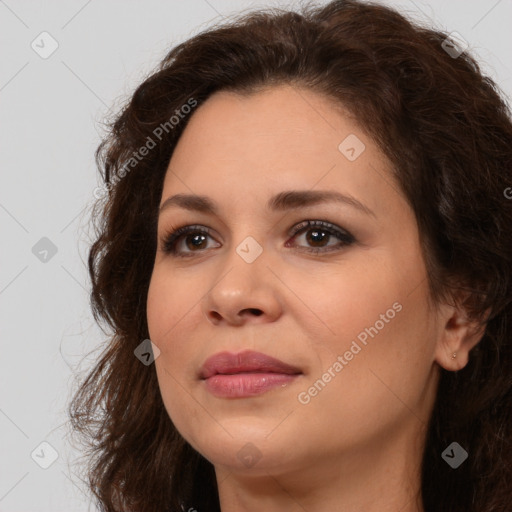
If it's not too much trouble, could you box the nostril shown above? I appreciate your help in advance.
[210,311,222,321]
[246,308,263,316]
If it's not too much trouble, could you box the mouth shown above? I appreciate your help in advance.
[199,350,302,398]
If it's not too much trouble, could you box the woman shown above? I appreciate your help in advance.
[70,0,512,510]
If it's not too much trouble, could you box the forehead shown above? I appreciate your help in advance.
[170,84,362,163]
[161,84,401,220]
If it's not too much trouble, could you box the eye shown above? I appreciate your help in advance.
[160,224,220,257]
[285,220,355,254]
[159,220,355,257]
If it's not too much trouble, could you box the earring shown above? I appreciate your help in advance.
[451,352,457,359]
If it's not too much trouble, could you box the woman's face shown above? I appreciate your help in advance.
[146,84,446,480]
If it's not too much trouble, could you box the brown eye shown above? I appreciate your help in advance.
[161,225,219,256]
[160,220,355,258]
[287,220,355,253]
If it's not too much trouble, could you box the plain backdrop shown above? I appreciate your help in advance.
[1,0,511,510]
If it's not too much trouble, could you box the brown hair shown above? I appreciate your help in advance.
[70,1,512,510]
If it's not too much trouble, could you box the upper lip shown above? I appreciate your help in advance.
[199,350,302,379]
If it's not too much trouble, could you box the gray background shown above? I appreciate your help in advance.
[1,0,511,510]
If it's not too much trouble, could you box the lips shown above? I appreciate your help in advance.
[199,350,302,398]
[199,350,302,379]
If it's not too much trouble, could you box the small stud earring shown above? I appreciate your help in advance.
[451,352,457,359]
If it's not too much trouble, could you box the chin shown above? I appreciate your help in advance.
[179,417,300,471]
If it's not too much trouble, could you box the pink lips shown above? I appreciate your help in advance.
[199,350,302,398]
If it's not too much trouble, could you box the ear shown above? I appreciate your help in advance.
[434,298,489,372]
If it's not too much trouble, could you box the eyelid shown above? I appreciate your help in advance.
[287,219,354,241]
[160,219,356,256]
[160,224,217,253]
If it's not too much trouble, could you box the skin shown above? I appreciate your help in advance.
[146,84,485,511]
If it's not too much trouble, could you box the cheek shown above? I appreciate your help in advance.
[293,258,401,349]
[154,361,211,453]
[146,268,198,348]
[295,251,436,401]
[147,269,175,340]
[147,269,209,442]
[147,274,189,396]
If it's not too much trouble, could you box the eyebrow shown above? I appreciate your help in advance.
[159,190,376,218]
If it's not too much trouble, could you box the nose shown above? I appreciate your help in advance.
[201,241,283,326]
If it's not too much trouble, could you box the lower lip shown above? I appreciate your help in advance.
[203,373,299,398]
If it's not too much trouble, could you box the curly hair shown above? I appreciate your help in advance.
[69,1,512,510]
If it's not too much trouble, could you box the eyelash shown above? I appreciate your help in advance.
[160,220,356,257]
